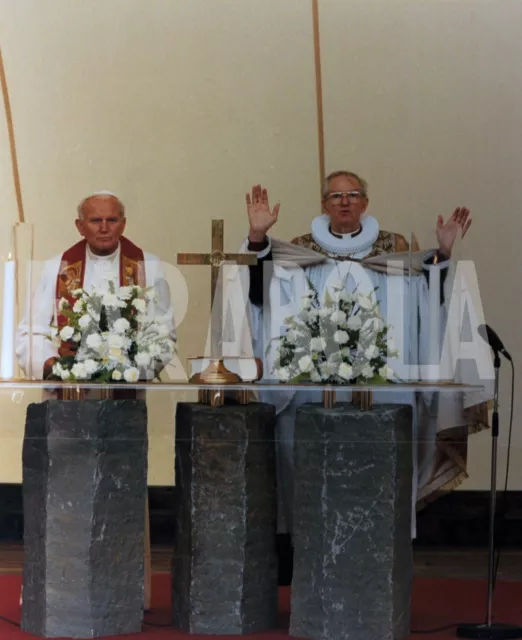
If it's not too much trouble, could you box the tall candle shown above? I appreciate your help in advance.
[428,265,440,372]
[1,254,15,378]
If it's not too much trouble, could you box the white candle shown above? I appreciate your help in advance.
[428,264,440,371]
[1,254,16,378]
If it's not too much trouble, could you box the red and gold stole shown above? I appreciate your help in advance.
[55,236,146,330]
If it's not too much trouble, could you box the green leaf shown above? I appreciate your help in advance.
[288,372,311,383]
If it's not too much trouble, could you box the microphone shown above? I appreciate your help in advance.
[478,324,512,361]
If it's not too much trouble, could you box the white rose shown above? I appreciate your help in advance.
[132,299,146,313]
[113,318,130,334]
[72,332,81,342]
[319,360,336,377]
[365,345,379,360]
[103,293,120,309]
[338,362,354,379]
[84,359,98,375]
[112,370,122,381]
[79,314,91,329]
[73,299,84,313]
[328,351,342,365]
[310,369,322,382]
[310,337,326,352]
[285,329,298,344]
[109,348,124,363]
[60,369,71,380]
[52,362,63,375]
[108,334,124,349]
[347,315,362,329]
[298,355,314,373]
[123,367,140,383]
[333,330,349,344]
[358,296,374,310]
[59,326,74,341]
[299,310,309,322]
[58,297,69,311]
[135,352,151,368]
[86,334,102,350]
[71,363,87,379]
[379,365,395,379]
[118,286,134,300]
[275,367,291,381]
[361,365,374,379]
[72,289,83,297]
[331,310,347,324]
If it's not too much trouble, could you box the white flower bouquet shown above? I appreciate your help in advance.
[48,282,175,382]
[273,280,399,384]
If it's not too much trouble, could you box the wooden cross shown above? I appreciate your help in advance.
[177,220,257,358]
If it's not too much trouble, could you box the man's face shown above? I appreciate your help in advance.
[75,196,126,255]
[322,175,369,232]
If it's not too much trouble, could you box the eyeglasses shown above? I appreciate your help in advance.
[325,191,366,204]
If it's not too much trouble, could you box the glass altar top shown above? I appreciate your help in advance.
[0,379,485,393]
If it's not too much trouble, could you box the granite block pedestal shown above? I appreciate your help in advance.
[22,399,148,639]
[290,403,413,640]
[172,402,278,635]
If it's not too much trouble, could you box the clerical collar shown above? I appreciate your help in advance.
[87,244,120,262]
[311,214,380,257]
[328,225,362,239]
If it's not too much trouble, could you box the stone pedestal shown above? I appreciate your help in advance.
[290,403,413,640]
[22,400,148,639]
[172,402,278,635]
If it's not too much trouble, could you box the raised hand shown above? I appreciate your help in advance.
[436,206,472,258]
[246,184,280,242]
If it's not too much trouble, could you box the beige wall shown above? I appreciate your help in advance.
[0,0,519,488]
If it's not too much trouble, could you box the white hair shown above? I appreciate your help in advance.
[77,191,125,219]
[322,171,368,199]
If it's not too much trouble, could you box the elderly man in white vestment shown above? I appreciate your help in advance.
[15,191,175,381]
[15,191,175,609]
[224,170,490,541]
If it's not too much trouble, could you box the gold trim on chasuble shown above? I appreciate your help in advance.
[291,229,411,259]
[122,254,146,288]
[57,260,84,298]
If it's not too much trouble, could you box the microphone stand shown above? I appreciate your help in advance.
[457,352,522,639]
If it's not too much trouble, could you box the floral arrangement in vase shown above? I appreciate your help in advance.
[48,282,175,383]
[273,280,398,384]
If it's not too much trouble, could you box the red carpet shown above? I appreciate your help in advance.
[1,574,521,639]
